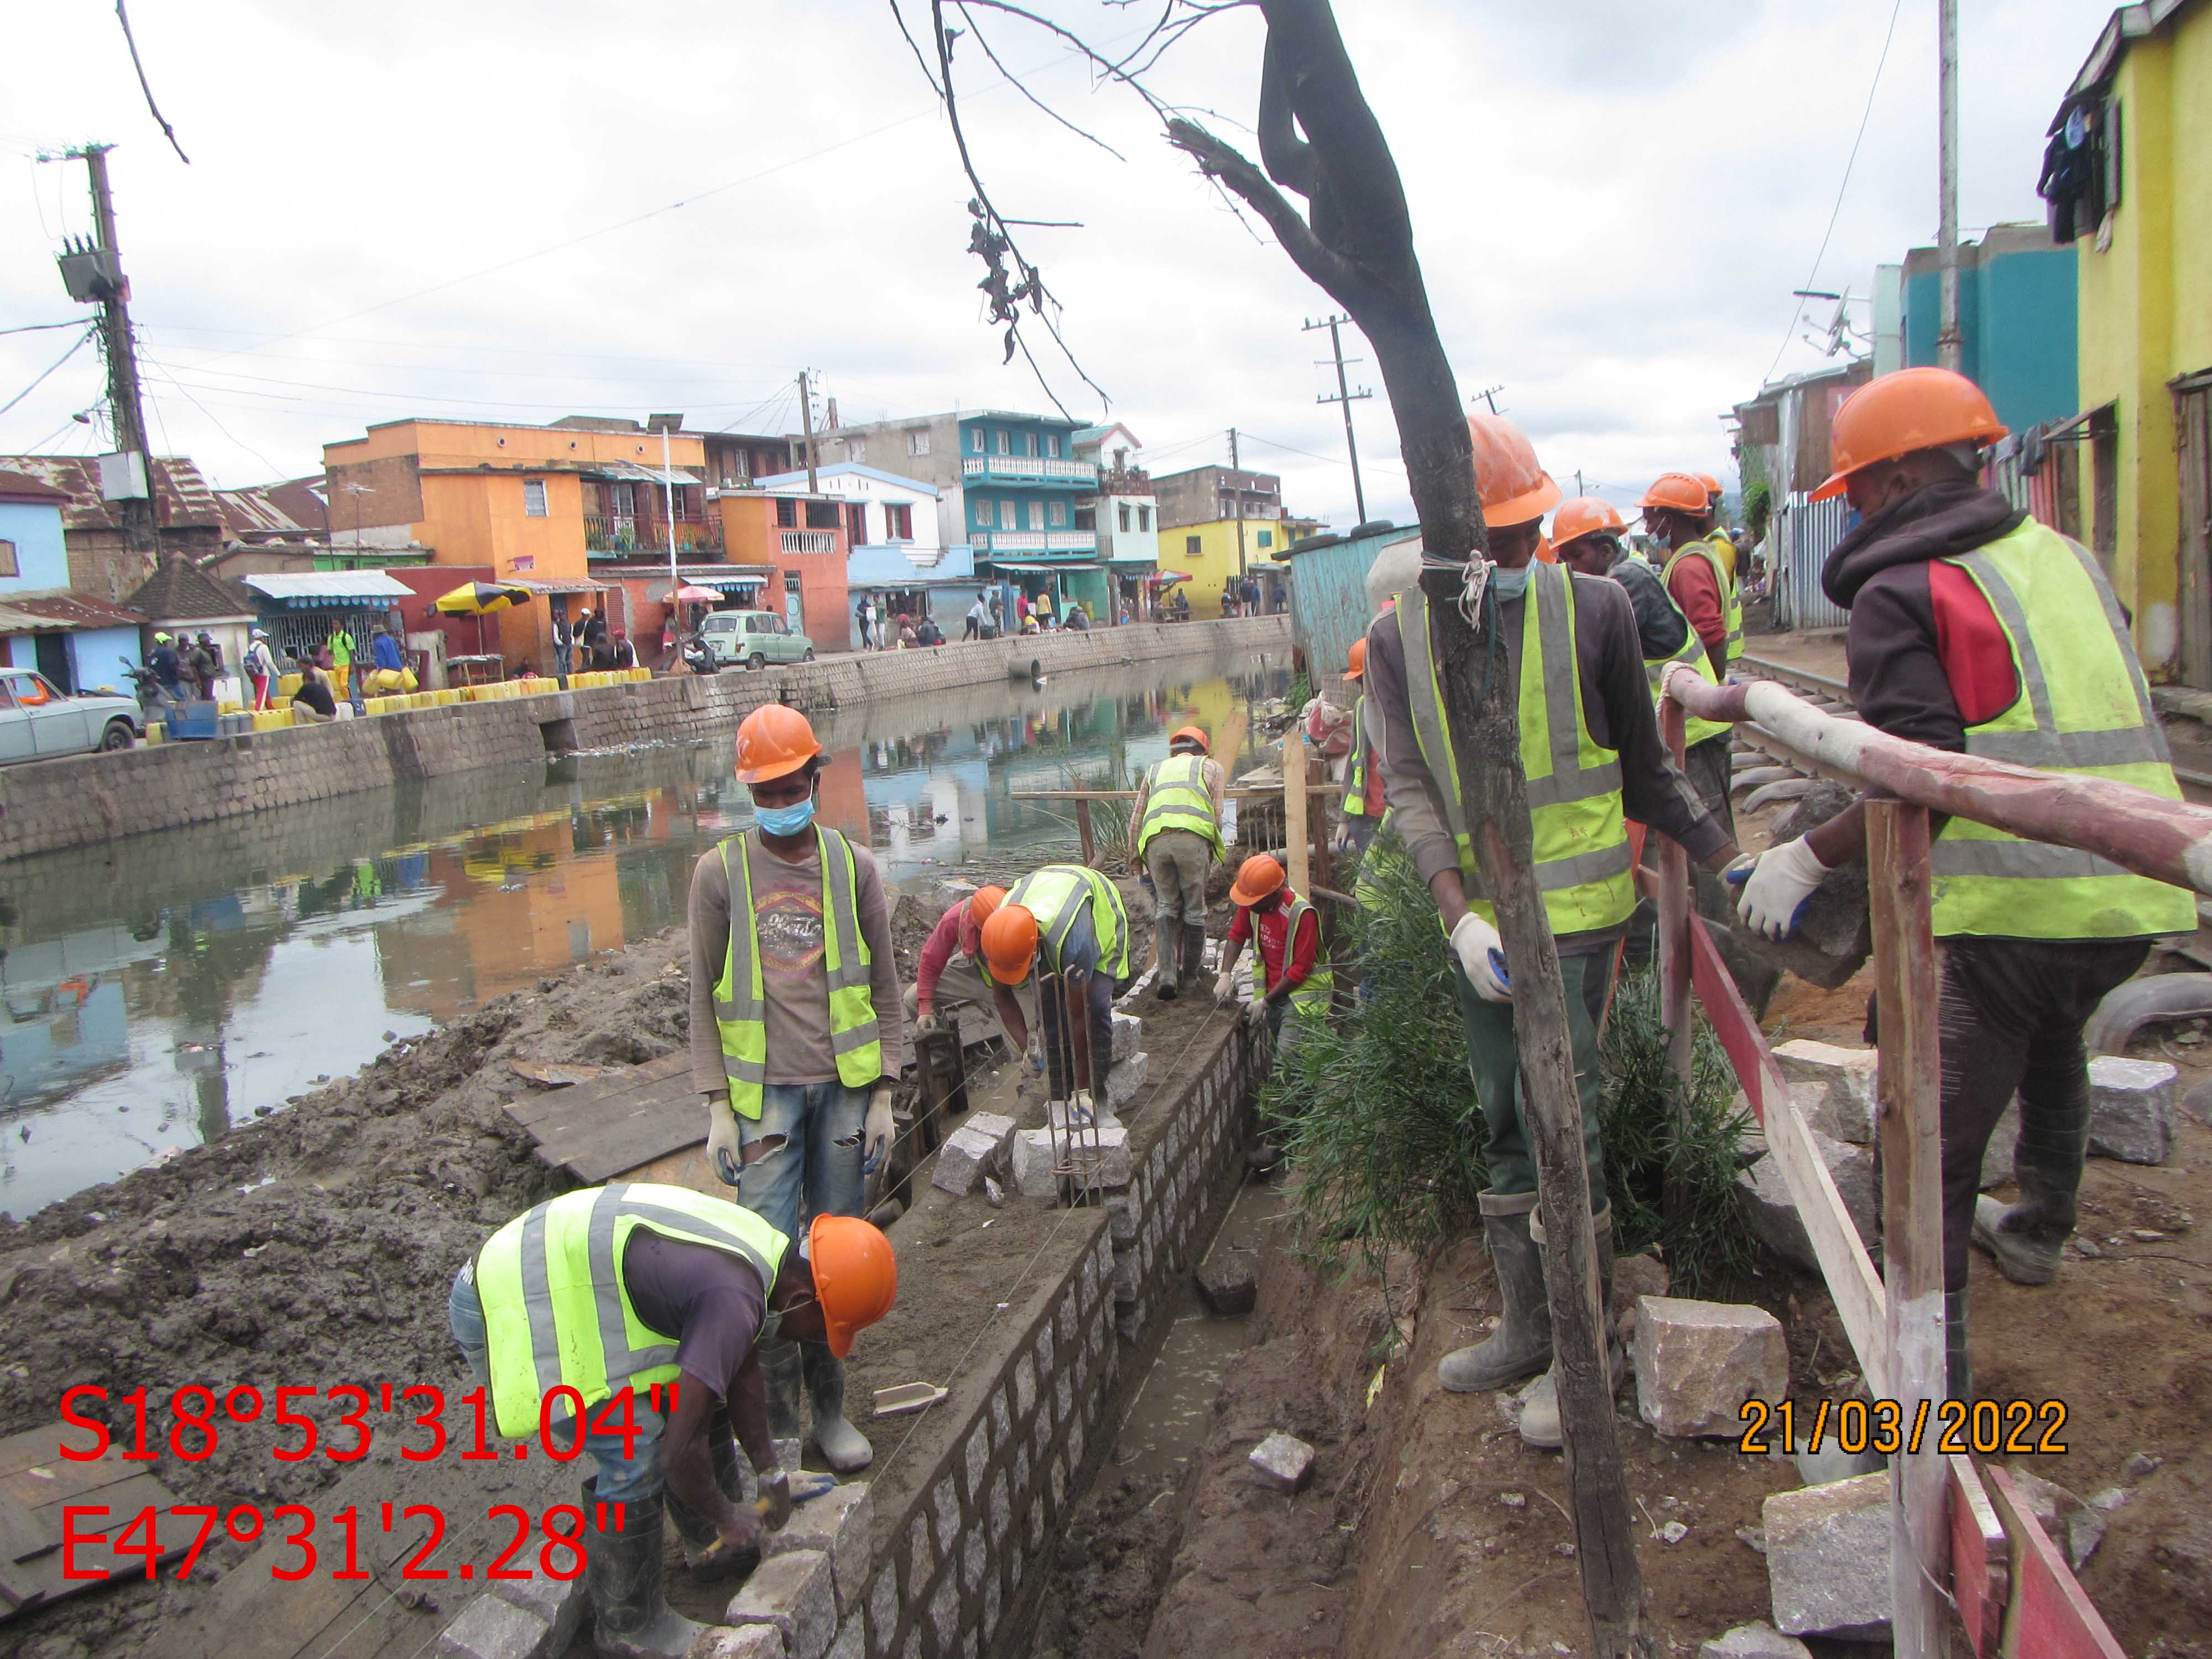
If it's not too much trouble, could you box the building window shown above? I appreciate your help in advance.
[974,496,992,526]
[1186,534,1202,556]
[776,497,797,529]
[806,500,840,530]
[907,429,931,457]
[846,502,869,544]
[1139,505,1151,531]
[0,540,16,578]
[1046,432,1061,458]
[1020,431,1036,457]
[1074,505,1095,531]
[523,479,549,517]
[609,482,635,516]
[995,429,1011,455]
[885,503,912,540]
[1025,501,1044,531]
[1050,500,1068,528]
[1258,530,1273,549]
[1000,500,1020,530]
[1117,503,1131,533]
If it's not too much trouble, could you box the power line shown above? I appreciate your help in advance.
[1761,0,1908,389]
[1,319,88,336]
[0,326,95,418]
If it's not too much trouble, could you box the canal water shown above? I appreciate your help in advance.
[0,645,1290,1218]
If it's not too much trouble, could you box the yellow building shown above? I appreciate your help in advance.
[1159,517,1323,617]
[2059,0,2212,683]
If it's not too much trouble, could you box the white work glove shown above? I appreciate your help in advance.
[1069,1088,1097,1126]
[1243,998,1269,1032]
[1212,968,1238,1004]
[706,1094,743,1187]
[1728,837,1829,941]
[862,1081,896,1174]
[1449,911,1512,1003]
[912,1010,945,1038]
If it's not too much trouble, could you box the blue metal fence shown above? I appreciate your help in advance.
[1771,493,1851,632]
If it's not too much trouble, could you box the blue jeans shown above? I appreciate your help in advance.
[737,1081,870,1241]
[448,1261,672,1509]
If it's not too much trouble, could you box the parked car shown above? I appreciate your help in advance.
[0,669,142,763]
[698,610,815,670]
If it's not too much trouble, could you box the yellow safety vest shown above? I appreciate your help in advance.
[1664,533,1744,662]
[1927,520,2196,940]
[1005,864,1132,981]
[1342,697,1371,817]
[474,1183,788,1439]
[1246,893,1333,1013]
[1135,753,1222,858]
[1395,566,1636,936]
[712,827,882,1119]
[1644,600,1735,749]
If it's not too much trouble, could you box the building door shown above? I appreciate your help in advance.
[34,632,73,694]
[784,573,805,637]
[2179,375,2212,689]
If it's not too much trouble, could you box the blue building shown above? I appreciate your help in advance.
[1898,221,2080,433]
[0,468,145,693]
[951,411,1105,619]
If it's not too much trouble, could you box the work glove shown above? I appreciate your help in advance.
[912,1010,945,1039]
[1243,998,1269,1032]
[1449,911,1512,1003]
[861,1081,896,1175]
[1212,968,1238,1005]
[1025,1034,1046,1073]
[758,1470,792,1533]
[706,1093,743,1187]
[1728,837,1829,941]
[1069,1088,1097,1127]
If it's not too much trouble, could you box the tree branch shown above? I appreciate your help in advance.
[953,2,1128,160]
[1255,33,1313,194]
[885,0,943,96]
[1165,117,1371,307]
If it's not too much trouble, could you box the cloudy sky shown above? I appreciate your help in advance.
[1,0,2101,529]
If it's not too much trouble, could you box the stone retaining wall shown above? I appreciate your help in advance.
[0,617,1290,862]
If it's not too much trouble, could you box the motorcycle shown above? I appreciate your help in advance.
[120,656,170,720]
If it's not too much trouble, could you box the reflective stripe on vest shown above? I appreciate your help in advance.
[1927,519,2196,940]
[1665,535,1744,660]
[475,1183,789,1439]
[1641,593,1735,748]
[711,827,883,1119]
[1246,893,1334,1011]
[1135,753,1222,857]
[1394,566,1636,935]
[1005,864,1133,982]
[1342,697,1370,817]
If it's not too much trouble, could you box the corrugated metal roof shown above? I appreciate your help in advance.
[241,571,416,604]
[3,592,147,630]
[0,455,222,532]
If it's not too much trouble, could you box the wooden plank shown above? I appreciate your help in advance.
[507,1052,701,1181]
[1984,1467,2128,1659]
[1687,910,1891,1396]
[0,1472,189,1624]
[1948,1455,2010,1657]
[1074,798,1097,867]
[0,1446,148,1511]
[503,1050,688,1132]
[1284,726,1311,896]
[1867,801,1950,1659]
[0,1493,55,1566]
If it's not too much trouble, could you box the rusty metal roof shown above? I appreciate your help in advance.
[216,476,327,540]
[0,468,72,503]
[0,455,223,533]
[0,591,147,630]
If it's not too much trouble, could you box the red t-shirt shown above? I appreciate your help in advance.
[915,899,982,1007]
[1227,895,1321,992]
[1927,561,2020,725]
[1665,551,1728,654]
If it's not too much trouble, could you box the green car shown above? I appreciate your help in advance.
[698,609,815,670]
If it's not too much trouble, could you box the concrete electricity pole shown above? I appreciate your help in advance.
[55,144,158,571]
[1228,427,1247,582]
[1304,314,1371,524]
[1936,0,1963,373]
[798,369,821,492]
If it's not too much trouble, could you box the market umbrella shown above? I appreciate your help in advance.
[672,584,722,603]
[432,581,534,659]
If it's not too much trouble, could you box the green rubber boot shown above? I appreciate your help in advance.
[583,1478,705,1659]
[1438,1191,1550,1394]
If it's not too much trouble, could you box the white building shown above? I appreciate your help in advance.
[1073,422,1160,615]
[752,463,945,565]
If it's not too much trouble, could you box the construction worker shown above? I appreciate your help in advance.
[1338,639,1386,858]
[1728,366,2195,1399]
[1213,853,1329,1049]
[450,1188,895,1659]
[1130,724,1225,1000]
[980,864,1132,1116]
[1553,496,1735,833]
[686,703,903,1476]
[1363,414,1741,1448]
[1641,471,1743,677]
[907,885,1016,1047]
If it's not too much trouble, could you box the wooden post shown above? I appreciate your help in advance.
[1074,798,1097,868]
[1656,697,1694,1092]
[1284,722,1311,894]
[1425,581,1651,1659]
[1866,801,1949,1659]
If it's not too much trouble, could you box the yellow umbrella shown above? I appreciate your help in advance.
[434,581,534,660]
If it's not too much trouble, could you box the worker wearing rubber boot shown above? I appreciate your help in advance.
[1362,415,1741,1448]
[1131,725,1225,1001]
[1214,853,1330,1055]
[450,1188,896,1659]
[1338,639,1386,861]
[982,864,1133,1120]
[1554,495,1736,834]
[1728,367,2195,1399]
[687,703,905,1477]
[907,885,1018,1049]
[1643,471,1744,680]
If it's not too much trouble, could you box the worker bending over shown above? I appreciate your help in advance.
[1338,639,1386,858]
[1728,367,2194,1398]
[451,1188,895,1659]
[1364,414,1740,1449]
[1553,495,1735,832]
[687,703,904,1475]
[908,885,1016,1048]
[1642,471,1743,679]
[1130,724,1225,1000]
[1214,853,1329,1052]
[981,863,1132,1119]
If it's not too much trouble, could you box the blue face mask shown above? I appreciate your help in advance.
[754,797,816,837]
[1491,563,1533,600]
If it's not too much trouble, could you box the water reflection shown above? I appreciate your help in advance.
[0,649,1287,1215]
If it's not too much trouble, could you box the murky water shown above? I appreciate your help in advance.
[0,646,1290,1217]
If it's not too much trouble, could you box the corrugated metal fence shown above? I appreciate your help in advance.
[1770,492,1851,632]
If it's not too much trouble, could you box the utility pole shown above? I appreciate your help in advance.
[1304,314,1371,524]
[660,421,681,659]
[1936,0,1963,373]
[54,144,158,572]
[1228,427,1247,583]
[1470,384,1505,415]
[798,369,821,492]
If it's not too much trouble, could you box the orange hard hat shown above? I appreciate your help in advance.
[980,903,1040,985]
[1811,367,2007,502]
[1551,496,1626,551]
[1467,414,1562,528]
[1229,853,1285,906]
[1168,725,1211,753]
[806,1213,898,1358]
[1345,638,1367,681]
[733,703,822,783]
[1638,472,1712,516]
[968,885,1006,927]
[1694,472,1724,498]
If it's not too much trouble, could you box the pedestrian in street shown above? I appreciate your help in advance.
[687,703,903,1476]
[1363,413,1739,1448]
[1642,472,1743,679]
[1063,603,1089,632]
[1131,724,1224,1000]
[186,632,220,702]
[1729,367,2196,1399]
[907,885,1017,1047]
[326,623,356,703]
[147,632,184,707]
[612,630,638,670]
[552,608,575,681]
[582,609,614,671]
[1220,577,1239,618]
[965,593,989,641]
[896,614,917,650]
[988,590,1004,635]
[244,629,276,712]
[914,614,944,647]
[449,1186,895,1659]
[369,623,406,692]
[980,864,1131,1115]
[291,650,340,723]
[1213,853,1329,1059]
[855,594,875,651]
[1014,589,1030,628]
[1241,575,1261,615]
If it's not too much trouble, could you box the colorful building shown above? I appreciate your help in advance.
[0,453,223,605]
[1896,222,2081,434]
[1073,422,1160,620]
[1151,462,1317,617]
[2045,0,2212,682]
[0,469,146,692]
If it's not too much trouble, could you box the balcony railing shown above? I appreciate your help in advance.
[586,515,723,556]
[780,529,837,556]
[974,530,1098,556]
[959,455,1099,487]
